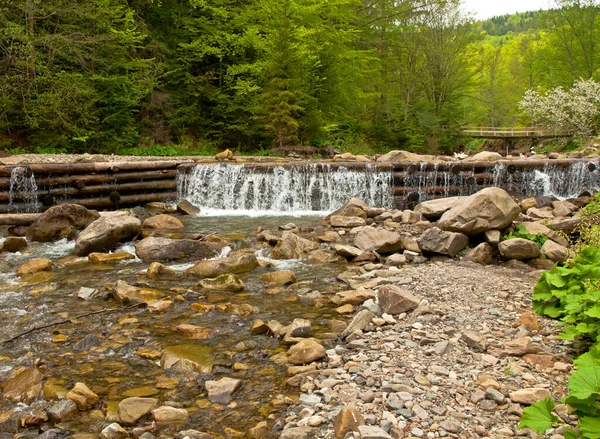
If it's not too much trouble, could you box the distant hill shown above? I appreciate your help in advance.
[478,10,550,36]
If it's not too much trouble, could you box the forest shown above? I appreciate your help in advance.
[0,0,599,155]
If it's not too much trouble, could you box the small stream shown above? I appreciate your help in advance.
[0,214,346,436]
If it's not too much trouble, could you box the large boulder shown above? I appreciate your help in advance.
[418,227,469,257]
[470,151,503,162]
[75,213,141,256]
[142,214,184,229]
[376,150,436,163]
[136,237,220,262]
[271,232,320,259]
[498,238,541,260]
[541,240,569,263]
[414,197,467,219]
[326,198,368,220]
[185,251,259,277]
[17,258,52,276]
[286,339,326,365]
[27,204,100,242]
[437,188,520,235]
[354,227,403,253]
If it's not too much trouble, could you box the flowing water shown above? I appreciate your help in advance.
[0,215,346,436]
[8,167,40,213]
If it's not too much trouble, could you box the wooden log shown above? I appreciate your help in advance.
[0,160,191,176]
[0,213,41,226]
[55,192,178,209]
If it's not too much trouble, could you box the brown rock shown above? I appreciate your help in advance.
[27,204,99,242]
[75,213,141,256]
[503,337,541,356]
[287,339,326,365]
[326,198,368,220]
[261,270,297,285]
[152,406,190,424]
[176,324,211,340]
[136,236,220,262]
[516,312,542,331]
[17,258,52,276]
[198,274,244,292]
[332,289,376,306]
[418,227,468,257]
[464,242,493,265]
[0,368,43,403]
[113,280,164,305]
[216,149,234,161]
[330,216,367,228]
[509,388,551,405]
[498,238,541,260]
[67,382,99,410]
[146,262,177,279]
[177,199,201,215]
[414,197,467,219]
[185,251,259,277]
[118,397,159,424]
[335,406,365,439]
[354,227,403,253]
[271,232,319,259]
[88,252,135,264]
[1,237,27,253]
[377,285,419,315]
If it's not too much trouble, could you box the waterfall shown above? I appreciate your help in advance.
[8,167,40,213]
[177,163,394,214]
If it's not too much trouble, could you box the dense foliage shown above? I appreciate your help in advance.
[1,0,600,154]
[502,225,549,248]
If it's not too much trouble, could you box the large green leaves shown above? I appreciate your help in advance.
[518,398,558,433]
[568,366,600,400]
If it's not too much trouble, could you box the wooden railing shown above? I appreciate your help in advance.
[461,127,572,138]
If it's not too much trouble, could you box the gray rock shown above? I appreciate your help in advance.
[75,213,141,256]
[118,397,159,424]
[418,227,469,257]
[354,227,403,253]
[330,216,367,228]
[279,427,315,439]
[357,425,392,439]
[46,400,78,423]
[460,330,487,352]
[414,197,468,219]
[541,240,569,262]
[499,238,541,260]
[377,285,419,315]
[485,388,505,404]
[205,377,242,404]
[177,199,200,215]
[27,204,100,243]
[299,394,321,406]
[136,236,220,262]
[100,423,129,439]
[287,319,312,338]
[340,309,376,339]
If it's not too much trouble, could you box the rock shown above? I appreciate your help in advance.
[401,210,423,223]
[198,274,244,292]
[514,221,569,247]
[75,214,141,256]
[17,258,52,276]
[460,331,487,352]
[377,285,419,315]
[327,198,368,220]
[100,423,129,439]
[332,152,370,162]
[330,216,367,228]
[152,406,190,424]
[1,237,27,252]
[499,238,541,260]
[340,309,376,339]
[146,262,177,279]
[185,252,259,277]
[385,253,407,266]
[520,197,538,211]
[146,202,176,213]
[376,150,435,163]
[0,367,43,403]
[299,394,321,406]
[143,214,184,229]
[205,377,242,404]
[439,420,461,433]
[438,188,520,235]
[136,237,220,262]
[418,227,469,257]
[176,324,211,340]
[118,397,159,424]
[334,244,364,258]
[464,242,493,265]
[113,280,164,305]
[332,289,376,306]
[216,148,234,161]
[271,232,319,259]
[335,406,365,439]
[27,204,99,242]
[46,399,78,423]
[286,319,312,338]
[160,344,214,373]
[261,270,297,285]
[471,151,503,162]
[527,207,554,220]
[357,425,392,439]
[503,337,541,356]
[541,240,569,263]
[414,197,467,219]
[354,227,403,253]
[279,427,315,439]
[250,319,269,335]
[484,230,501,246]
[88,252,135,264]
[509,388,551,405]
[287,339,326,365]
[177,200,201,215]
[67,382,99,410]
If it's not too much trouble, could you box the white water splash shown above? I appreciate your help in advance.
[9,167,39,213]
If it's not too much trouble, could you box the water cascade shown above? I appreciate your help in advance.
[8,166,40,213]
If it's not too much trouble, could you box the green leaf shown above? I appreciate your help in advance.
[547,272,567,288]
[587,305,600,319]
[563,428,580,439]
[568,366,600,399]
[559,325,580,340]
[580,415,600,439]
[562,394,600,415]
[518,398,558,433]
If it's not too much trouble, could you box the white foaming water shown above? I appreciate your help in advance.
[162,246,233,272]
[178,163,394,214]
[9,167,40,213]
[114,242,141,263]
[34,239,76,259]
[254,248,305,268]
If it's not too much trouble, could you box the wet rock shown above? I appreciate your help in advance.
[377,285,419,315]
[146,202,176,214]
[152,406,190,424]
[0,367,43,403]
[357,425,392,439]
[271,232,319,259]
[27,204,99,242]
[73,334,100,351]
[499,238,541,260]
[88,252,135,264]
[176,324,211,340]
[335,406,365,439]
[17,258,52,276]
[330,216,367,228]
[250,319,269,335]
[177,200,201,216]
[464,242,493,265]
[46,399,78,423]
[248,421,268,439]
[143,214,184,229]
[340,309,376,339]
[136,237,220,262]
[287,339,326,365]
[118,397,159,424]
[161,344,214,373]
[437,188,520,235]
[113,280,164,305]
[75,213,141,256]
[257,230,281,245]
[205,377,242,404]
[541,240,569,263]
[354,227,403,253]
[418,227,468,257]
[326,198,368,220]
[1,237,27,252]
[332,289,376,306]
[509,388,551,405]
[146,262,177,279]
[414,197,467,219]
[286,319,312,338]
[100,423,129,439]
[67,382,99,410]
[177,431,214,439]
[261,270,297,285]
[37,428,69,439]
[279,427,315,439]
[334,244,364,258]
[198,274,244,292]
[185,252,259,278]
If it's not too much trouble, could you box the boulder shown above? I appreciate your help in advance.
[484,230,501,246]
[17,258,52,277]
[437,188,520,235]
[198,274,244,292]
[514,221,569,247]
[332,152,370,162]
[177,200,201,215]
[334,244,364,258]
[1,237,27,253]
[541,240,569,263]
[146,262,177,279]
[470,151,503,162]
[136,237,220,262]
[152,406,190,424]
[27,204,100,242]
[377,285,419,315]
[418,227,469,257]
[0,368,43,403]
[376,150,436,163]
[354,227,403,253]
[499,238,541,260]
[271,232,320,259]
[185,252,259,277]
[146,202,176,214]
[326,198,368,220]
[464,242,493,265]
[215,149,234,161]
[113,280,164,305]
[330,216,367,228]
[261,270,297,285]
[142,214,184,229]
[287,339,326,365]
[118,397,159,424]
[205,377,242,404]
[414,197,467,219]
[75,214,141,256]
